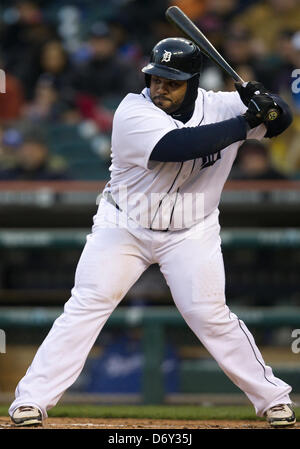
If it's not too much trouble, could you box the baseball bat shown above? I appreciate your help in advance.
[165,6,279,121]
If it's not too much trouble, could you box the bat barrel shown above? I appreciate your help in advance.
[166,6,244,83]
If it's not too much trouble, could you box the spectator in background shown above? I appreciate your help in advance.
[196,0,241,50]
[108,18,143,65]
[37,40,74,97]
[70,22,143,132]
[0,137,69,180]
[116,0,169,55]
[22,74,79,124]
[71,22,142,106]
[222,25,257,72]
[0,0,58,100]
[0,61,25,123]
[234,0,300,57]
[231,139,287,180]
[0,127,23,171]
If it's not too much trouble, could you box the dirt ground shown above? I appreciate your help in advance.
[0,417,299,429]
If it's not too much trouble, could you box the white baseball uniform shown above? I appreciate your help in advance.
[9,87,292,419]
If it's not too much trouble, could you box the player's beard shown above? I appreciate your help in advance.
[150,75,199,121]
[158,75,200,122]
[152,95,183,114]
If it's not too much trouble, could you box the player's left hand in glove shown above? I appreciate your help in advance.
[243,93,280,129]
[235,81,269,106]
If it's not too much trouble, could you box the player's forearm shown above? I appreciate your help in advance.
[150,116,247,162]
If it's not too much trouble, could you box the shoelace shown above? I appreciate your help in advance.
[269,404,287,412]
[19,406,36,412]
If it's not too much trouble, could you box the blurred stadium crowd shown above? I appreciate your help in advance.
[0,0,299,181]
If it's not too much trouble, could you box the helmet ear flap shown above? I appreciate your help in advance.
[145,74,151,88]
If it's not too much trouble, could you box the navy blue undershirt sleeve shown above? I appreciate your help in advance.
[150,116,248,162]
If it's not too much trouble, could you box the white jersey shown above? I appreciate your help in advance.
[103,87,266,230]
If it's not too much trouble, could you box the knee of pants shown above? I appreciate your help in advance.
[181,301,235,339]
[70,283,124,312]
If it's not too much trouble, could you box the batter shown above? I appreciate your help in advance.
[9,38,295,428]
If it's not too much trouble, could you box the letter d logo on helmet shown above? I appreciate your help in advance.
[161,50,172,63]
[142,37,202,87]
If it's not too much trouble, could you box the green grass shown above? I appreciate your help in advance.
[46,405,261,420]
[1,404,298,421]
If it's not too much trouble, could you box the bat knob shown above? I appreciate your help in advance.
[266,108,279,121]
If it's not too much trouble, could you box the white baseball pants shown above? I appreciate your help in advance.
[9,199,292,418]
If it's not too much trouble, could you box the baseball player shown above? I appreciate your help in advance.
[9,38,295,427]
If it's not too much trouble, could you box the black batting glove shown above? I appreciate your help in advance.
[235,81,269,107]
[243,93,279,129]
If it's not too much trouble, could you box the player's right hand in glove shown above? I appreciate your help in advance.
[242,93,280,129]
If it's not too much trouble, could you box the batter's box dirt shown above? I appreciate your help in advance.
[0,417,299,429]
